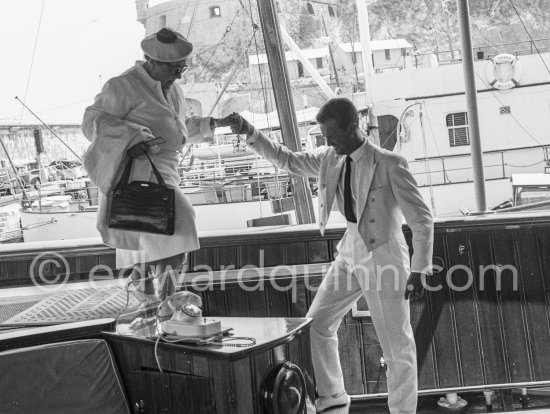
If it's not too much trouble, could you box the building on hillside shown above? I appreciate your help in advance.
[248,48,330,86]
[135,0,340,46]
[334,39,413,77]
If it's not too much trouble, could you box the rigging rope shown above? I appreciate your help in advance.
[245,0,272,120]
[507,0,550,76]
[186,0,200,38]
[185,9,242,95]
[19,0,46,124]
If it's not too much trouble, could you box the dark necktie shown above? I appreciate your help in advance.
[344,156,357,223]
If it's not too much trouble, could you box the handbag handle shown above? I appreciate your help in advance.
[118,153,168,190]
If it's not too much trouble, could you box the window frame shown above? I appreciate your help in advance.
[210,6,221,18]
[446,112,470,147]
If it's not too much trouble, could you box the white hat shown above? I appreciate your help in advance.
[140,28,193,62]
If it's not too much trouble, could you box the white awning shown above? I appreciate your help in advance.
[511,173,550,187]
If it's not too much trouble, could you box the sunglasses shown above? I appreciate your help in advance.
[165,62,189,76]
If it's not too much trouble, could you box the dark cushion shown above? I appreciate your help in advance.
[0,339,130,414]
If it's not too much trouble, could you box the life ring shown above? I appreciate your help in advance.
[485,53,522,90]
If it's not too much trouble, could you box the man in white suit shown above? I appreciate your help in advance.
[230,98,433,413]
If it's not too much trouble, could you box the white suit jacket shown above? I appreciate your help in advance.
[247,130,434,273]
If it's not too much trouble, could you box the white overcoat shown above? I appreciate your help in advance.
[82,61,213,266]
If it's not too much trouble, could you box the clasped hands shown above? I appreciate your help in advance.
[222,113,254,135]
[209,113,253,135]
[127,113,254,157]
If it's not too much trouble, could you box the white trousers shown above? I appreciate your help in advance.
[306,224,417,414]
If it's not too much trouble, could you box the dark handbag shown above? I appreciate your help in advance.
[108,153,175,235]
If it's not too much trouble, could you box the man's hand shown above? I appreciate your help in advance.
[404,272,425,301]
[227,113,254,135]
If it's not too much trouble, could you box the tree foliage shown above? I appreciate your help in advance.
[335,0,550,55]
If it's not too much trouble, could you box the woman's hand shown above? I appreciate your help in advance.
[127,138,161,157]
[127,141,150,157]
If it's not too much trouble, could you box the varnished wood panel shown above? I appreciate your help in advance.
[233,358,255,413]
[290,281,310,317]
[307,240,331,263]
[426,233,461,389]
[203,290,229,317]
[226,285,249,317]
[265,281,290,317]
[218,245,238,270]
[492,230,532,383]
[339,322,365,395]
[363,343,387,394]
[470,232,508,385]
[285,242,307,265]
[193,247,218,271]
[299,330,316,403]
[446,232,484,387]
[259,243,285,267]
[246,288,270,317]
[523,229,550,381]
[240,244,262,268]
[209,359,235,413]
[127,370,215,414]
[252,350,273,413]
[410,298,437,390]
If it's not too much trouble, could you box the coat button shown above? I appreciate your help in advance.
[370,197,376,202]
[322,184,326,188]
[369,238,375,244]
[320,203,324,208]
[368,218,375,223]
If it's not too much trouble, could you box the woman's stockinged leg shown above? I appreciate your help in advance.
[128,253,187,302]
[128,262,155,299]
[152,253,188,300]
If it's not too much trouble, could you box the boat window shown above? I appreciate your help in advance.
[446,112,470,147]
[384,49,391,60]
[210,6,221,18]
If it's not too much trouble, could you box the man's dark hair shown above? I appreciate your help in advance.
[315,97,359,130]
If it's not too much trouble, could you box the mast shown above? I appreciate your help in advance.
[320,12,340,88]
[356,0,374,105]
[257,0,315,224]
[456,0,487,212]
[0,134,30,204]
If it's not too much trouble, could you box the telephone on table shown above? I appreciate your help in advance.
[159,291,223,338]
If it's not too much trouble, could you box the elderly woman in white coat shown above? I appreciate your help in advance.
[82,28,231,308]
